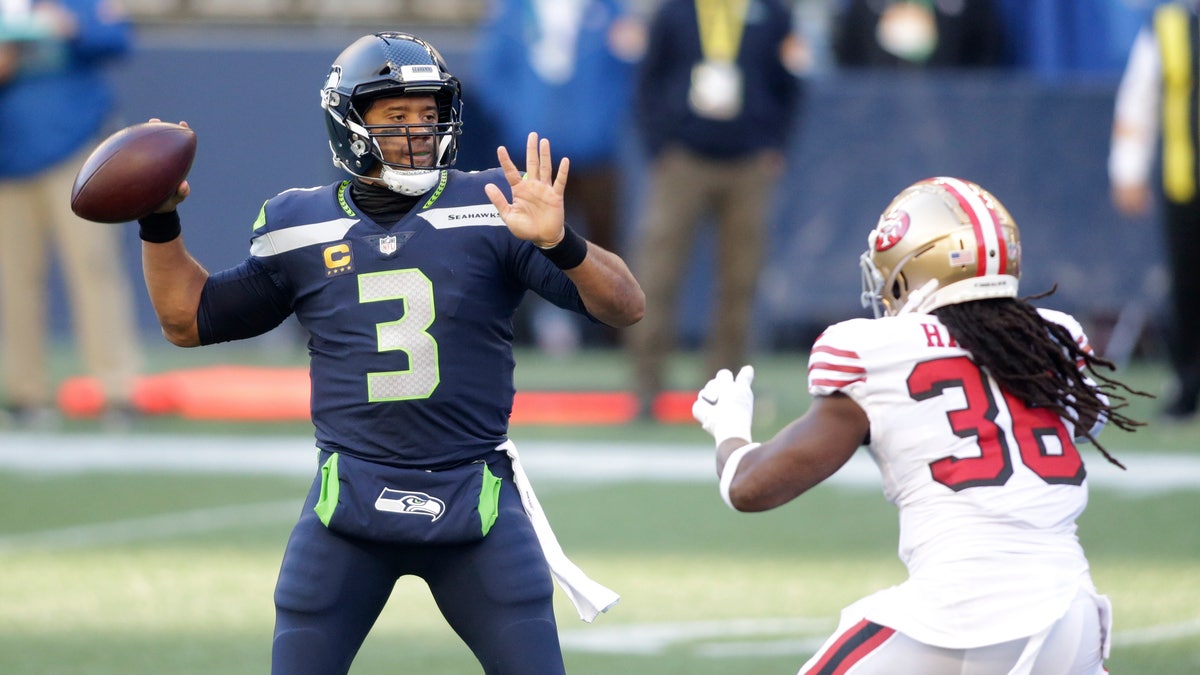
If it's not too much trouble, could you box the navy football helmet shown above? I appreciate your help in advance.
[321,32,463,194]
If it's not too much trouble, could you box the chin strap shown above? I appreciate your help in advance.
[897,279,940,315]
[907,275,1020,315]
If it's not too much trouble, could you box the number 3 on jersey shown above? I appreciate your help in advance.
[908,356,1085,491]
[359,269,440,401]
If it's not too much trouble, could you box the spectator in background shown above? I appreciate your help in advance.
[0,0,141,429]
[831,0,1005,68]
[473,0,641,353]
[992,0,1148,76]
[1110,1,1200,422]
[625,0,803,419]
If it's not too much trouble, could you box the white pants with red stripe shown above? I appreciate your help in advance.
[798,587,1109,675]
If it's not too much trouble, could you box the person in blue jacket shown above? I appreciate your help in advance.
[134,32,644,674]
[0,0,142,428]
[474,0,638,257]
[473,0,641,351]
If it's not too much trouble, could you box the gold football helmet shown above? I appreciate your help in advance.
[860,177,1021,317]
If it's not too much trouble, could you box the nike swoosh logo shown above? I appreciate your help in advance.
[700,394,719,405]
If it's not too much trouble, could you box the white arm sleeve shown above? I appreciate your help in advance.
[1109,28,1161,188]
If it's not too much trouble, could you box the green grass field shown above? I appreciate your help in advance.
[1,346,1197,673]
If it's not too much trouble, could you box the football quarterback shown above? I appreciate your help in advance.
[132,31,643,675]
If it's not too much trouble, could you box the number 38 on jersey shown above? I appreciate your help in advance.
[908,356,1085,491]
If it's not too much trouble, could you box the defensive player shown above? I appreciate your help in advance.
[135,33,643,674]
[692,177,1145,674]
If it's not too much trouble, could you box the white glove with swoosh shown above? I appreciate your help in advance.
[692,365,755,447]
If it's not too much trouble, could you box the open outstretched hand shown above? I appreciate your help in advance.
[484,132,568,248]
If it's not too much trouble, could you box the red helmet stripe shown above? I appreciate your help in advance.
[937,177,1006,276]
[983,198,1008,273]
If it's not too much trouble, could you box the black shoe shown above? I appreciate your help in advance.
[0,404,61,431]
[634,394,657,423]
[101,405,139,432]
[1162,393,1198,421]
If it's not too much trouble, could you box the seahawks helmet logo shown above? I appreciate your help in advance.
[375,488,445,521]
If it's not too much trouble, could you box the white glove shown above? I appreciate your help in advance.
[692,365,755,447]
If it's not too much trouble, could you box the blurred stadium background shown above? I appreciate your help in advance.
[5,2,1199,673]
[37,0,1171,363]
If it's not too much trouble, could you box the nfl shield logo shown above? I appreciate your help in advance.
[379,235,397,255]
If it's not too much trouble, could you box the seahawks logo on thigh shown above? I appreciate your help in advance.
[374,488,446,521]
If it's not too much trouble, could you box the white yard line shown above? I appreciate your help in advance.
[557,616,1200,657]
[0,500,300,553]
[0,432,1197,490]
[1114,619,1200,646]
[559,617,832,655]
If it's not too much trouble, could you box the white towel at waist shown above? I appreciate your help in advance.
[496,439,620,622]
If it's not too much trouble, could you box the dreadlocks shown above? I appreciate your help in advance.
[933,291,1148,469]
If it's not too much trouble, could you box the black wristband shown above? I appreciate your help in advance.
[137,210,182,243]
[536,224,588,270]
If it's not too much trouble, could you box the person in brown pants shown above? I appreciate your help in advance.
[624,0,803,416]
[0,1,141,428]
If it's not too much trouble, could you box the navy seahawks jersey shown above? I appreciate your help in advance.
[200,169,591,468]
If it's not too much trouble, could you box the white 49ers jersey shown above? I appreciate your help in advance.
[807,308,1104,649]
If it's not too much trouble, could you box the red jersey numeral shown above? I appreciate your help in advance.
[907,356,1084,491]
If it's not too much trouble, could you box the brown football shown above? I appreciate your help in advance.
[70,121,196,224]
